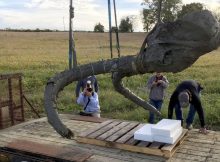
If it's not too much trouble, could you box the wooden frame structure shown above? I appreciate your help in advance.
[0,73,24,129]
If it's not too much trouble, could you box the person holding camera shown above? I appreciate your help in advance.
[147,72,169,123]
[75,75,99,98]
[77,81,100,118]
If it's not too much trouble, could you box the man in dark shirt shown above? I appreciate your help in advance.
[75,76,99,98]
[168,80,208,134]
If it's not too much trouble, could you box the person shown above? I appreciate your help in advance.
[75,75,98,98]
[77,81,100,118]
[168,80,208,134]
[147,72,169,124]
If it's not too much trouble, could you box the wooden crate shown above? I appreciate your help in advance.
[77,120,188,158]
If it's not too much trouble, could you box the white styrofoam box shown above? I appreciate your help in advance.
[151,119,181,137]
[153,127,183,144]
[134,124,154,142]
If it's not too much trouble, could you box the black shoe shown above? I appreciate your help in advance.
[79,111,92,116]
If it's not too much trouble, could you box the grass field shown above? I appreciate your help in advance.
[0,31,220,130]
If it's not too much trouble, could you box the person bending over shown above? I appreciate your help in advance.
[168,80,208,134]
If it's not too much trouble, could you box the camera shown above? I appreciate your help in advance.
[87,88,93,92]
[86,83,93,92]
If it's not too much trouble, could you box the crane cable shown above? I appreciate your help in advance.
[108,0,121,59]
[113,0,120,58]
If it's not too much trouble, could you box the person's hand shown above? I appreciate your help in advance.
[153,81,158,85]
[86,91,92,97]
[157,80,164,84]
[83,88,92,97]
[199,127,208,134]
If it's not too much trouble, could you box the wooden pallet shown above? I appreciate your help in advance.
[77,120,188,158]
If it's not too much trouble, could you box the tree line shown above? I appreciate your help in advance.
[94,0,220,33]
[0,28,61,32]
[1,0,219,33]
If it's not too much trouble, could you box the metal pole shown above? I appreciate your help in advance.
[157,0,163,23]
[108,0,113,58]
[69,0,77,69]
[113,0,120,58]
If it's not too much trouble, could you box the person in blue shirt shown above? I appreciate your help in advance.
[77,81,100,118]
[75,76,99,98]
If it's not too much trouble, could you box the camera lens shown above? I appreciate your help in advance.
[87,88,92,92]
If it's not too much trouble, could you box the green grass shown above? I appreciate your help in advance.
[0,31,220,130]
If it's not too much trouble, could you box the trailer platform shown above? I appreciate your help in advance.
[0,114,219,162]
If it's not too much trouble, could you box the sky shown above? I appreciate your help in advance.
[0,0,219,32]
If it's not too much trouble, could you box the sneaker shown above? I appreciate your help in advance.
[186,124,193,130]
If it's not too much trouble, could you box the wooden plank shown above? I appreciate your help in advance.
[97,122,130,140]
[211,153,220,159]
[78,120,113,137]
[181,141,215,149]
[87,155,127,162]
[215,134,220,141]
[169,157,195,162]
[87,121,121,138]
[137,141,150,147]
[125,137,139,145]
[176,148,211,157]
[206,158,220,162]
[106,122,139,142]
[173,152,206,161]
[70,115,108,123]
[179,144,211,152]
[187,133,215,140]
[5,139,92,162]
[0,132,165,162]
[186,138,215,144]
[161,129,188,152]
[77,137,165,157]
[86,120,120,138]
[116,124,145,144]
[211,148,220,154]
[149,142,164,149]
[161,129,188,158]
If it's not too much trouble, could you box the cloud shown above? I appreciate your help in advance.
[0,0,219,31]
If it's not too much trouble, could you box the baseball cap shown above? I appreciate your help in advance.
[178,91,190,108]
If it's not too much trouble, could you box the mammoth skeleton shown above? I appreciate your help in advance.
[44,10,220,138]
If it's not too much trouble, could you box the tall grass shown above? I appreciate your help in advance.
[0,31,219,130]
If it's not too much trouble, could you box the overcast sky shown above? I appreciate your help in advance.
[0,0,219,31]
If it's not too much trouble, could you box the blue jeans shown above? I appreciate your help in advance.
[175,103,196,126]
[148,99,163,124]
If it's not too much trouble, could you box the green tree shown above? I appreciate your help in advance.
[119,17,134,33]
[94,23,104,32]
[142,0,182,32]
[177,3,204,18]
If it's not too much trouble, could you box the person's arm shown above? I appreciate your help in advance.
[94,77,99,93]
[168,92,177,119]
[159,76,169,88]
[192,94,205,128]
[147,76,156,89]
[75,80,82,97]
[77,93,85,106]
[191,94,208,134]
[89,93,99,107]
